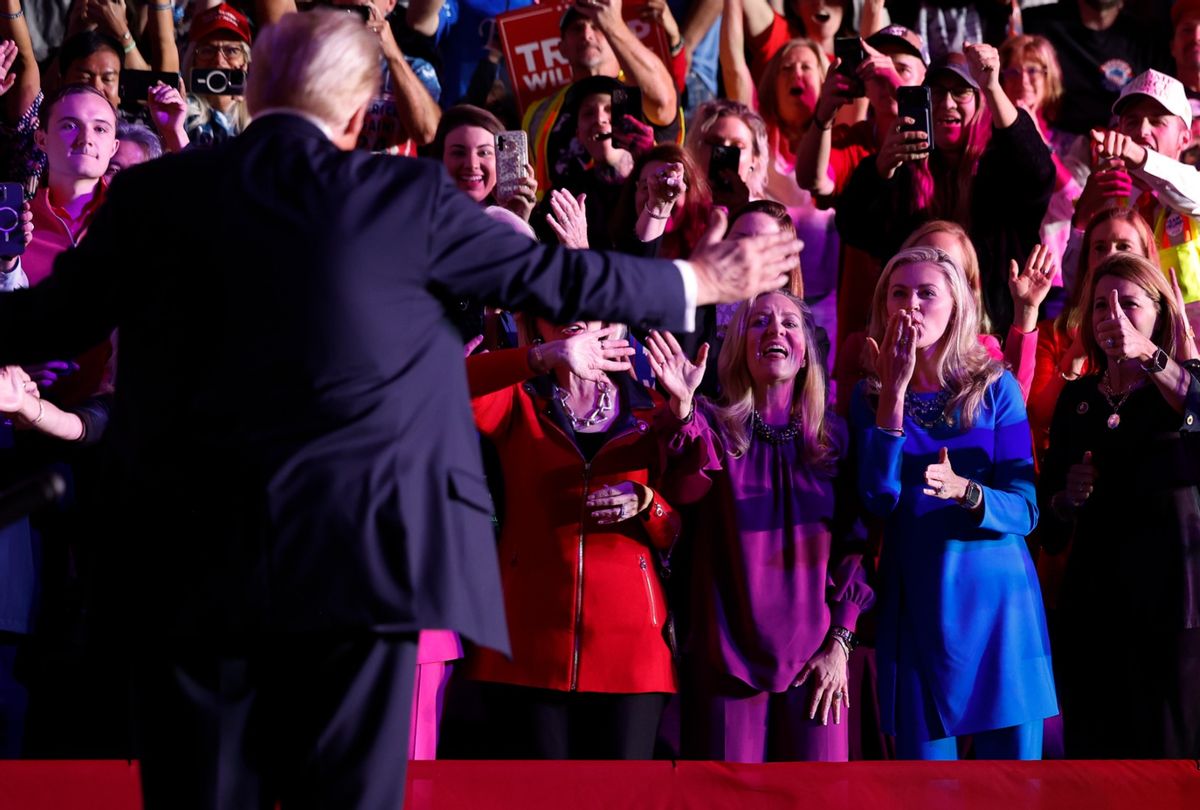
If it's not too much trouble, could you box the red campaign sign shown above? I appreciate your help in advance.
[498,1,671,115]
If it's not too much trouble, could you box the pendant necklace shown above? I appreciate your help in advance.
[1098,371,1144,429]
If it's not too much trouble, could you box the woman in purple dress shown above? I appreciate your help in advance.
[645,292,874,762]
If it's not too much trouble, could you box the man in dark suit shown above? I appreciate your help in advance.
[0,9,797,810]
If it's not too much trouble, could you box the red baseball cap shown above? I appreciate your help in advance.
[190,3,252,44]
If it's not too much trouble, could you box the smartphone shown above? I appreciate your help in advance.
[495,130,528,202]
[610,85,644,135]
[0,182,24,257]
[708,144,740,191]
[118,69,182,112]
[191,68,247,96]
[896,86,933,153]
[834,36,866,97]
[708,144,749,209]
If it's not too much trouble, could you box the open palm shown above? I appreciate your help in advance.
[644,329,708,404]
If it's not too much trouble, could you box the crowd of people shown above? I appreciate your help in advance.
[0,0,1198,771]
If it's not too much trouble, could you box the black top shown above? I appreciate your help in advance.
[1037,361,1200,631]
[835,109,1054,336]
[1024,2,1170,136]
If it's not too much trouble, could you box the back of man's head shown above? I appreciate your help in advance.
[245,9,379,129]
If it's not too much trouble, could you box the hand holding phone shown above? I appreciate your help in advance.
[877,86,932,178]
[0,183,29,259]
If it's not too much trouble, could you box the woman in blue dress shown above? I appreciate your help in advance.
[849,245,1057,759]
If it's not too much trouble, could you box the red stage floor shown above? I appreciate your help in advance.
[1,759,1198,809]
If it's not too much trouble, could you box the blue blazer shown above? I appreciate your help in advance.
[0,114,688,654]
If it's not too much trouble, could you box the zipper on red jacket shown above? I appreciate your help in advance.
[570,461,591,692]
[639,555,659,628]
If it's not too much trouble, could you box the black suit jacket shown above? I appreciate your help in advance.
[0,115,688,652]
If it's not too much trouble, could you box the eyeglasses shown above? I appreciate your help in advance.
[929,85,976,104]
[1000,66,1048,82]
[195,44,247,64]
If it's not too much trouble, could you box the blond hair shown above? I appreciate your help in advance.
[713,292,832,462]
[246,10,380,129]
[867,247,1002,428]
[901,220,992,334]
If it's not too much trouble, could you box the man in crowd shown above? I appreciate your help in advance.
[524,0,679,195]
[0,9,797,809]
[1025,0,1168,137]
[1077,68,1200,339]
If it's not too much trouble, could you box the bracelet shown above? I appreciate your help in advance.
[875,425,904,437]
[669,36,685,57]
[811,115,832,131]
[828,625,858,653]
[642,203,670,220]
[528,342,547,374]
[152,2,174,9]
[123,40,136,54]
[1060,370,1079,382]
[30,397,45,425]
[0,10,23,20]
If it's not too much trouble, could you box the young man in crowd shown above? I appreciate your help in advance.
[524,0,679,196]
[1077,68,1200,341]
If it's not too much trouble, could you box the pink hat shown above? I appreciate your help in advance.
[1113,69,1192,126]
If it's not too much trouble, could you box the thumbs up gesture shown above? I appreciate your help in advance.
[1064,450,1098,508]
[1093,286,1158,364]
[923,446,969,502]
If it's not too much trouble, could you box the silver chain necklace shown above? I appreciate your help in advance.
[554,381,613,430]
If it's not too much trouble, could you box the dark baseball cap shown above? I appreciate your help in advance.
[866,25,929,66]
[925,53,979,90]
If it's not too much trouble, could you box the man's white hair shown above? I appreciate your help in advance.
[246,9,380,129]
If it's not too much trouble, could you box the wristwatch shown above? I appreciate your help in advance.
[1140,347,1168,374]
[959,480,983,510]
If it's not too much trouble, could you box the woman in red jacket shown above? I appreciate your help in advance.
[464,318,697,759]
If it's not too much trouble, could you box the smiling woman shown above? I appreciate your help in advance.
[645,293,874,763]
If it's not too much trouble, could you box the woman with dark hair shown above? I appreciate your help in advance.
[1038,253,1200,758]
[646,292,872,762]
[431,104,538,225]
[1026,208,1163,465]
[836,45,1054,336]
[850,245,1056,759]
[609,143,712,259]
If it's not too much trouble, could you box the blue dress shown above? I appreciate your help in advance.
[849,372,1057,741]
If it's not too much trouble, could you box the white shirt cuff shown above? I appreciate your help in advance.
[0,256,27,292]
[673,260,697,333]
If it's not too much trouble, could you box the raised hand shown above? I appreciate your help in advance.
[963,41,1001,91]
[923,446,969,501]
[1071,165,1133,229]
[1091,128,1148,170]
[501,165,538,222]
[1169,267,1199,361]
[540,324,633,382]
[867,309,917,396]
[612,115,655,160]
[644,329,708,418]
[545,189,589,249]
[690,217,803,306]
[0,40,18,98]
[1094,288,1157,363]
[876,117,929,179]
[1009,244,1055,332]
